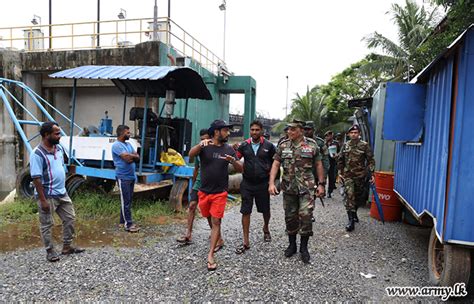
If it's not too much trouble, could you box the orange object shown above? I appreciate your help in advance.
[374,171,394,189]
[370,171,402,222]
[370,187,402,221]
[198,191,228,219]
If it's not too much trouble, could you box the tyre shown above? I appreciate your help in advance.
[169,179,189,212]
[85,177,116,193]
[428,227,471,286]
[66,175,86,197]
[15,167,35,199]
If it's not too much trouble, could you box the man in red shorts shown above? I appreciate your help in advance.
[188,119,243,271]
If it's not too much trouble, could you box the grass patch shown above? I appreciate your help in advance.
[0,191,178,227]
[0,198,38,227]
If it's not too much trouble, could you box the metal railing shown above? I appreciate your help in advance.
[0,17,224,73]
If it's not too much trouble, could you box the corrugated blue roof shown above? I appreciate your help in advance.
[49,65,212,100]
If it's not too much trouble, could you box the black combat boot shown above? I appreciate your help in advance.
[300,235,310,264]
[345,211,355,232]
[284,234,297,257]
[353,207,359,223]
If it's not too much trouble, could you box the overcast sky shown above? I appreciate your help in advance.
[0,0,433,119]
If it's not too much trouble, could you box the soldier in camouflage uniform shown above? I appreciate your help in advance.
[269,119,325,264]
[337,125,375,232]
[303,121,329,178]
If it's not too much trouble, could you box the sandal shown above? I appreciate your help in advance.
[213,242,225,253]
[61,246,85,255]
[207,260,217,271]
[263,231,272,242]
[46,250,60,262]
[235,244,250,254]
[125,224,140,233]
[176,236,193,245]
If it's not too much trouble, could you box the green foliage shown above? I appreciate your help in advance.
[412,1,474,70]
[0,192,176,227]
[0,198,37,226]
[363,0,440,80]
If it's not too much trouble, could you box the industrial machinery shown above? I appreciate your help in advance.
[0,65,212,210]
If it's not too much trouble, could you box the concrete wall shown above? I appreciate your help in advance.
[52,87,139,135]
[0,50,21,194]
[0,40,249,194]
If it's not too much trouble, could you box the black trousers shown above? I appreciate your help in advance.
[328,158,337,193]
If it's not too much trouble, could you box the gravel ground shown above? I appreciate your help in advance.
[0,191,472,302]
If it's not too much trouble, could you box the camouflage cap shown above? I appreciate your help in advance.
[324,130,333,136]
[303,121,315,130]
[286,119,305,128]
[347,124,361,133]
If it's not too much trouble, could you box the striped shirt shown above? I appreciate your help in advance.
[30,144,67,198]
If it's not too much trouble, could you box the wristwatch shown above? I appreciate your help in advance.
[318,181,326,186]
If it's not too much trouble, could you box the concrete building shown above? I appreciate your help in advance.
[0,27,256,195]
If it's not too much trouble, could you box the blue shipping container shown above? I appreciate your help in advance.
[383,26,474,246]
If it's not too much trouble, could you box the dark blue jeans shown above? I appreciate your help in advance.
[117,179,135,228]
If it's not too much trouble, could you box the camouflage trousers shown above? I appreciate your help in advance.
[283,192,314,236]
[343,177,369,212]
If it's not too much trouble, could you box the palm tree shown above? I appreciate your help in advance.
[363,0,439,81]
[272,86,329,135]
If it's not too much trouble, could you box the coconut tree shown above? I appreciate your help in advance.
[363,0,439,81]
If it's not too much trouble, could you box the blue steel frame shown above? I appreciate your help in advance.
[0,77,195,201]
[0,78,194,193]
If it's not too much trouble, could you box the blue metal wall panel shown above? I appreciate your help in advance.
[394,56,454,241]
[445,30,474,245]
[383,82,426,141]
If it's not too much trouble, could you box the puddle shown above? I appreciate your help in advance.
[0,215,182,253]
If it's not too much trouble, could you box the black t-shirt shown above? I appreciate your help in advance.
[199,144,236,194]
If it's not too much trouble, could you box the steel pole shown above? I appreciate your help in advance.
[223,7,226,62]
[285,76,289,117]
[49,0,52,50]
[153,0,158,41]
[68,79,77,165]
[97,0,100,47]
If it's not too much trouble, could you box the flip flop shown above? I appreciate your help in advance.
[207,260,217,271]
[235,244,250,254]
[213,242,225,253]
[176,236,193,245]
[61,246,85,255]
[263,231,272,242]
[46,250,60,262]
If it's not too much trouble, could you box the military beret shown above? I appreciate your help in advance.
[303,121,315,129]
[287,119,305,128]
[347,125,361,133]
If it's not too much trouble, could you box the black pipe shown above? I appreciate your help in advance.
[97,0,100,47]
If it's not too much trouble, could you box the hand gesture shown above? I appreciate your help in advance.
[219,154,236,163]
[200,139,213,147]
[369,175,375,184]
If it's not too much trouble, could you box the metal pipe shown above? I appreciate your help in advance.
[97,0,100,47]
[0,89,33,155]
[18,82,82,133]
[0,84,41,123]
[153,0,158,41]
[122,91,127,125]
[49,0,52,50]
[153,126,159,170]
[139,86,149,174]
[68,79,77,165]
[285,75,289,117]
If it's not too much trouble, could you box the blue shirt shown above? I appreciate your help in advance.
[251,142,260,155]
[112,141,136,180]
[30,144,67,198]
